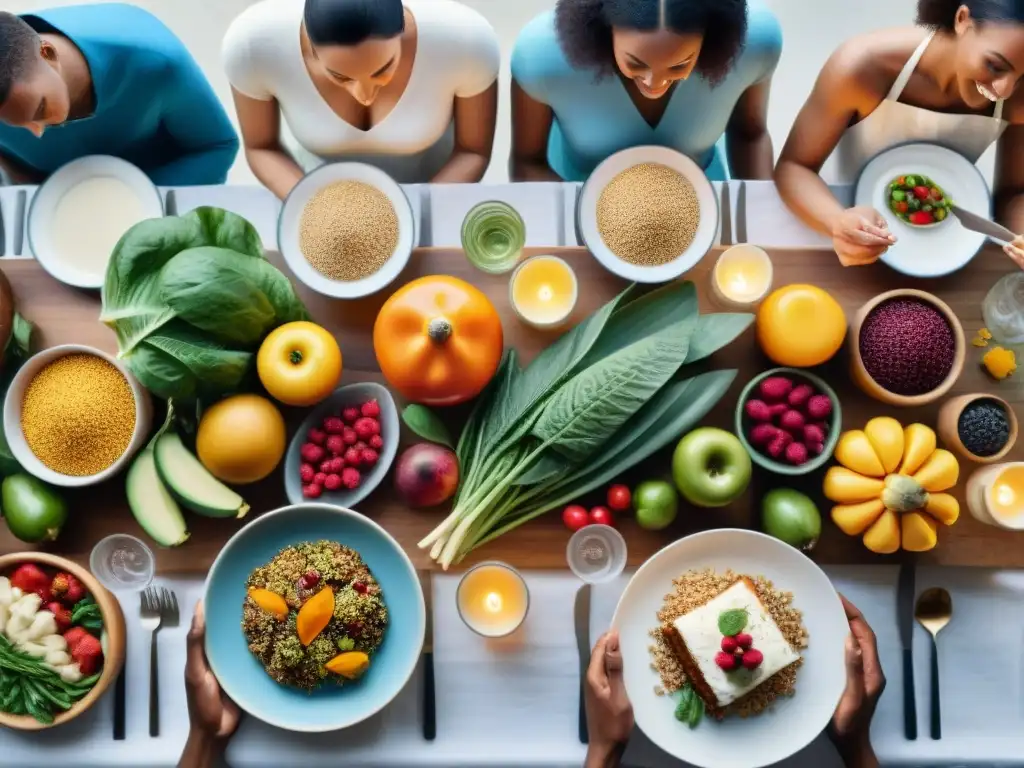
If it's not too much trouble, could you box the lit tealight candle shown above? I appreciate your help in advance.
[456,562,529,637]
[509,255,578,329]
[712,245,773,308]
[968,462,1024,530]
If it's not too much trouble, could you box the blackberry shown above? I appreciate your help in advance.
[958,399,1010,457]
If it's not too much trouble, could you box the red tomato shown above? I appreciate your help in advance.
[930,187,942,201]
[894,201,909,213]
[606,484,631,511]
[589,506,615,527]
[909,210,935,225]
[562,504,590,531]
[913,186,930,200]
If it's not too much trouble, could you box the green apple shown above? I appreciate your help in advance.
[633,480,678,531]
[672,427,752,507]
[762,488,821,550]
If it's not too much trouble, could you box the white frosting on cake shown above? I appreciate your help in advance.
[672,580,800,707]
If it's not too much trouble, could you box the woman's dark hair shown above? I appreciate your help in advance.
[555,0,747,85]
[304,0,405,47]
[918,0,1024,29]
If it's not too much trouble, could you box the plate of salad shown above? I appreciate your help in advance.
[0,553,125,729]
[855,143,990,277]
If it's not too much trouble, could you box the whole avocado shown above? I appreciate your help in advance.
[1,474,67,543]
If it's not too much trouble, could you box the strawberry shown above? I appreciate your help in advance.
[63,627,89,648]
[11,564,49,595]
[70,633,103,676]
[46,602,73,633]
[55,573,86,604]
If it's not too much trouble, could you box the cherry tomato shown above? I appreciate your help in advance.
[562,504,590,532]
[909,210,935,225]
[930,187,942,201]
[894,201,909,213]
[589,506,615,527]
[606,484,632,511]
[912,185,930,200]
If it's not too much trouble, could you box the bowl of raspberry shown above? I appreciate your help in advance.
[284,382,400,509]
[735,368,842,476]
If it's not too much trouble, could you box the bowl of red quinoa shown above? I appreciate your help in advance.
[938,393,1018,464]
[203,503,424,732]
[850,289,965,407]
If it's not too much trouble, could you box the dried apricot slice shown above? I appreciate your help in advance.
[296,586,334,646]
[326,651,370,680]
[247,588,288,620]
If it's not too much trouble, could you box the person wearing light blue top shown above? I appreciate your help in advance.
[0,4,238,186]
[510,0,782,182]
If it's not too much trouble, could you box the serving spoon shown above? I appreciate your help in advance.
[915,587,953,740]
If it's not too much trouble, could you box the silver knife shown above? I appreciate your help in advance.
[950,204,1016,245]
[575,584,592,744]
[736,181,748,244]
[419,572,436,741]
[898,563,918,740]
[718,182,732,247]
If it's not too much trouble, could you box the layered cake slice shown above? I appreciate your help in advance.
[661,577,801,715]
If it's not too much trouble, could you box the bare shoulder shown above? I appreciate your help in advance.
[820,28,929,101]
[1003,89,1024,124]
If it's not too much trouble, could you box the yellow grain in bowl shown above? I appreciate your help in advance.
[597,162,700,266]
[21,354,136,476]
[299,180,399,282]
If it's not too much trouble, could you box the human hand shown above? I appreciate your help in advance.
[185,601,241,741]
[1004,234,1024,269]
[831,207,896,266]
[828,595,884,765]
[584,631,633,768]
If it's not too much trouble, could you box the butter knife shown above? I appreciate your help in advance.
[736,181,748,244]
[718,182,732,247]
[575,584,592,744]
[419,572,435,741]
[950,204,1015,245]
[898,562,918,740]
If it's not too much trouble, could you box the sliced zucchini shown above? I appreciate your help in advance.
[126,449,189,547]
[154,433,250,519]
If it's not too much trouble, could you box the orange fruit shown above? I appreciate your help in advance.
[756,284,846,367]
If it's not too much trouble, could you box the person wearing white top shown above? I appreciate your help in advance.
[774,0,1024,269]
[223,0,500,197]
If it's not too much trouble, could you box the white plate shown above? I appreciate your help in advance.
[278,163,415,299]
[612,529,847,768]
[27,156,163,289]
[855,143,990,277]
[578,146,718,283]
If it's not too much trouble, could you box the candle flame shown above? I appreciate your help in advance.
[996,482,1017,508]
[537,284,554,302]
[729,274,749,294]
[483,591,503,613]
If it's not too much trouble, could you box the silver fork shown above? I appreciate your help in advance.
[141,587,180,737]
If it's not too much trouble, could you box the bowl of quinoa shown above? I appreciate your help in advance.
[204,504,424,732]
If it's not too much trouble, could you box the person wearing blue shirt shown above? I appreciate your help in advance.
[510,0,782,182]
[0,4,238,186]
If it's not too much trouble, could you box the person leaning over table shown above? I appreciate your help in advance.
[222,0,500,199]
[509,0,782,183]
[775,0,1024,269]
[0,4,238,186]
[583,596,885,768]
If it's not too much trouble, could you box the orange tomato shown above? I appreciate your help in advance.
[373,276,503,405]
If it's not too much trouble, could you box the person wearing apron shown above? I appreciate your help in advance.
[774,0,1024,267]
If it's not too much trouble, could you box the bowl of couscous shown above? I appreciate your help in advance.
[2,345,152,487]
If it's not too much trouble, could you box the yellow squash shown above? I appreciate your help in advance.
[824,419,959,553]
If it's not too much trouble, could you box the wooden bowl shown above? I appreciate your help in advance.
[0,552,126,730]
[938,393,1018,464]
[849,289,966,407]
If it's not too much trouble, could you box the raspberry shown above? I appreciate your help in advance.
[369,434,384,450]
[721,636,739,653]
[808,440,825,456]
[300,443,325,464]
[307,428,326,446]
[715,651,738,671]
[353,441,368,453]
[741,649,764,670]
[806,395,833,420]
[748,423,779,448]
[353,417,379,440]
[353,581,368,594]
[329,457,345,473]
[326,435,345,455]
[361,448,379,467]
[299,463,315,483]
[779,410,806,433]
[360,400,381,418]
[341,467,361,489]
[298,571,320,590]
[323,416,345,435]
[787,384,815,409]
[735,633,753,650]
[766,435,789,459]
[302,484,322,499]
[342,427,358,446]
[342,406,361,423]
[314,472,327,486]
[785,441,809,465]
[758,376,794,403]
[803,423,826,445]
[344,447,362,466]
[744,399,772,422]
[767,403,789,421]
[324,473,342,491]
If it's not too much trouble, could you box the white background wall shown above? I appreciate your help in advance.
[6,0,924,183]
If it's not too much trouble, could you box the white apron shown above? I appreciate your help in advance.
[835,31,1008,183]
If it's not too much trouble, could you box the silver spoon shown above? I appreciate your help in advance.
[915,587,952,740]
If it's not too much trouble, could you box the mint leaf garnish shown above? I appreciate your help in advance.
[718,609,748,636]
[674,685,695,723]
[687,693,705,728]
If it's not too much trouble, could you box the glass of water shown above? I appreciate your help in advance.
[567,525,627,584]
[461,201,526,274]
[90,534,155,593]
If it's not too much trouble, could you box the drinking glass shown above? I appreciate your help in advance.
[982,272,1024,345]
[461,201,526,274]
[566,525,627,584]
[90,534,155,593]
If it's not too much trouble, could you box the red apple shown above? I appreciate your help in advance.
[394,443,460,508]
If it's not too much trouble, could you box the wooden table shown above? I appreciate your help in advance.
[0,246,1021,572]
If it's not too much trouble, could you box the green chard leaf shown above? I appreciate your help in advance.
[401,404,454,448]
[184,207,264,258]
[142,321,253,391]
[718,609,749,636]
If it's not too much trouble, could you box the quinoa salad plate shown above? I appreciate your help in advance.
[203,503,425,732]
[610,529,847,768]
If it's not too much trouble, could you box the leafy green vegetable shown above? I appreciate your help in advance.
[402,404,454,448]
[100,207,308,402]
[0,312,32,476]
[0,635,100,724]
[718,609,749,637]
[72,596,104,632]
[420,282,752,568]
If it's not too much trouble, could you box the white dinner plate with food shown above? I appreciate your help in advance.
[855,143,990,277]
[28,156,164,289]
[612,529,847,768]
[578,146,718,283]
[278,162,415,299]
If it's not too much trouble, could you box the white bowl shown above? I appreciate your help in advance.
[3,345,153,487]
[578,146,718,283]
[855,143,990,277]
[612,529,847,768]
[27,156,163,289]
[278,163,415,299]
